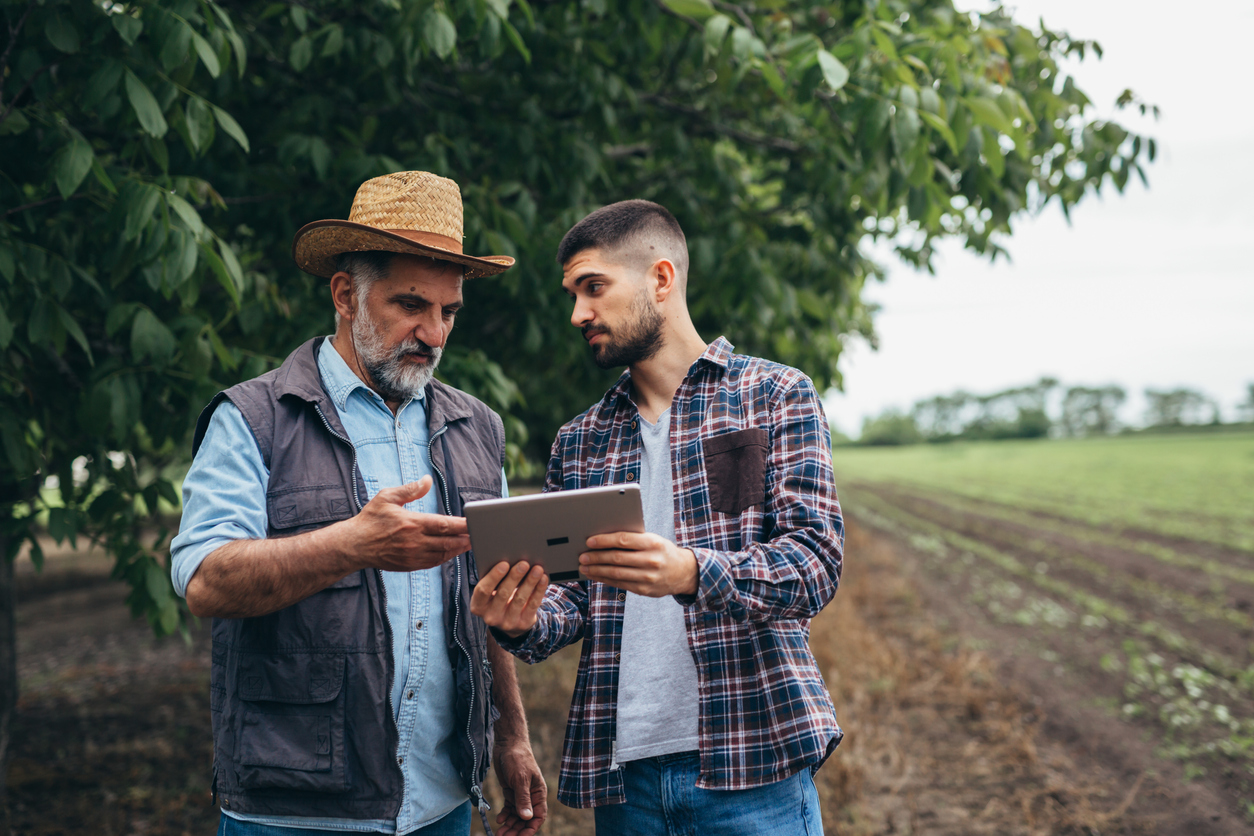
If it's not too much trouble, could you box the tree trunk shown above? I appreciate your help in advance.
[0,535,15,834]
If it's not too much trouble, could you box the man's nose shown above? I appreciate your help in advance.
[413,309,448,347]
[571,296,592,328]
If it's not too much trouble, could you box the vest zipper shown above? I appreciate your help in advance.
[313,402,401,799]
[428,424,489,815]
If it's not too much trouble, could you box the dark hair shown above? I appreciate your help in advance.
[556,200,688,274]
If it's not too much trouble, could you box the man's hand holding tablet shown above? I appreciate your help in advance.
[471,560,549,638]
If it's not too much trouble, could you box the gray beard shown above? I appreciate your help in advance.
[350,308,442,402]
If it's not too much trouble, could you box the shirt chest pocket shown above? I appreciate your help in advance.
[702,428,769,515]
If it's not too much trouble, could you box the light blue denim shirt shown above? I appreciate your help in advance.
[171,341,507,834]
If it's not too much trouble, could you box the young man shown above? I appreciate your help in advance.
[472,200,843,834]
[172,172,545,836]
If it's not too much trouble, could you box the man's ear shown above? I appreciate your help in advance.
[330,271,356,320]
[651,258,678,303]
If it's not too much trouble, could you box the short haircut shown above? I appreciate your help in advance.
[556,199,689,279]
[333,251,393,329]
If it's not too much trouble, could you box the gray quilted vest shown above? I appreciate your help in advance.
[191,337,504,820]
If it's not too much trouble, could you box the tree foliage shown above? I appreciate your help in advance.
[1060,384,1125,437]
[0,0,1153,636]
[1143,387,1216,429]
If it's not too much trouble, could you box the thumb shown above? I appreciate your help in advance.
[381,476,432,506]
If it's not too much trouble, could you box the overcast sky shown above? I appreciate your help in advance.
[824,0,1254,437]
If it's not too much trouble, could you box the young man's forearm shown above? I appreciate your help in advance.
[184,523,359,619]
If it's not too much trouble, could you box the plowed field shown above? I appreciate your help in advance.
[833,430,1254,832]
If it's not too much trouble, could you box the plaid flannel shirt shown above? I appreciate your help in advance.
[498,337,843,808]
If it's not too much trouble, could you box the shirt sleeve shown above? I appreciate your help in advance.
[677,375,844,622]
[492,429,588,661]
[169,401,270,598]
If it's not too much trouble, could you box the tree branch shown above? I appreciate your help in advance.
[0,61,56,127]
[638,93,801,153]
[0,1,35,111]
[2,193,87,218]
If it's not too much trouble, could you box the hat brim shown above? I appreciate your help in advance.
[292,220,515,280]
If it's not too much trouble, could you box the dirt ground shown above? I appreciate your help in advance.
[8,516,1247,834]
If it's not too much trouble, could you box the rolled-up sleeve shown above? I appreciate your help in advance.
[169,401,269,597]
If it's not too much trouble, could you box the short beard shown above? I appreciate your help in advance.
[350,303,442,402]
[586,285,665,369]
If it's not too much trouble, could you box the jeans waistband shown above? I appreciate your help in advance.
[651,750,699,764]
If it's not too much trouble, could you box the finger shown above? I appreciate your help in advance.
[491,561,532,608]
[470,562,513,612]
[586,530,650,551]
[411,513,469,536]
[380,476,432,506]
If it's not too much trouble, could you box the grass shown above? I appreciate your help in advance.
[833,432,1254,552]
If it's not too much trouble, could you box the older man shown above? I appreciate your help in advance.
[473,200,843,835]
[171,172,545,836]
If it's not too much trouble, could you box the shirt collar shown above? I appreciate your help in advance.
[316,335,424,413]
[604,336,735,409]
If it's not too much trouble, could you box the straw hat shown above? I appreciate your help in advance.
[291,171,515,279]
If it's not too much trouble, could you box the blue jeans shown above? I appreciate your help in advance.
[216,802,471,836]
[593,751,823,836]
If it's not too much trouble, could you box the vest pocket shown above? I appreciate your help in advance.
[234,652,349,793]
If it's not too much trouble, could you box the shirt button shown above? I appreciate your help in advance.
[631,420,638,430]
[626,472,635,481]
[415,620,423,630]
[614,652,621,662]
[617,592,626,602]
[407,690,415,700]
[398,756,404,765]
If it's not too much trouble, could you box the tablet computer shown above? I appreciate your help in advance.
[464,484,644,582]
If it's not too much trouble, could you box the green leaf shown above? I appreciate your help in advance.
[160,21,193,70]
[212,105,250,152]
[45,14,80,53]
[192,32,222,78]
[47,507,74,545]
[759,61,785,97]
[125,70,169,138]
[28,298,50,345]
[105,303,138,337]
[703,14,731,56]
[146,560,171,605]
[218,238,245,292]
[0,247,12,282]
[0,109,29,136]
[963,96,1013,135]
[54,303,93,365]
[205,323,238,370]
[321,24,344,58]
[91,158,117,194]
[289,35,313,71]
[131,308,177,366]
[290,5,309,33]
[167,228,198,287]
[52,136,94,199]
[663,0,715,20]
[201,244,241,306]
[817,49,849,92]
[83,61,125,111]
[500,18,530,63]
[112,14,143,45]
[0,302,12,349]
[184,97,215,153]
[123,183,161,241]
[918,110,959,154]
[423,10,457,59]
[167,193,206,237]
[309,137,332,179]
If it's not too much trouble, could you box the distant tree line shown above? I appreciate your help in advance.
[854,379,1252,446]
